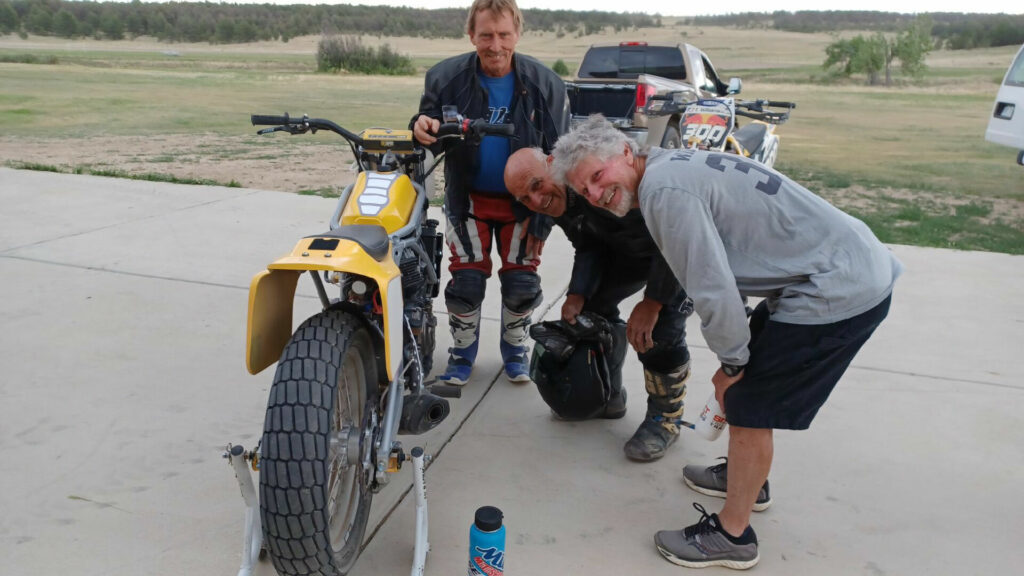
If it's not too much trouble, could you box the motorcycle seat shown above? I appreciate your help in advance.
[733,123,767,156]
[308,224,390,261]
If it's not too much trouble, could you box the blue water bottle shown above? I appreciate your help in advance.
[468,506,505,576]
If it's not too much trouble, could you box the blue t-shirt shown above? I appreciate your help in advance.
[472,71,515,192]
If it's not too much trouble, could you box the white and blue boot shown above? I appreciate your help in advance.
[500,305,532,383]
[438,308,480,386]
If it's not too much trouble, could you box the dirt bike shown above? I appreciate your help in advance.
[649,94,795,169]
[230,112,513,576]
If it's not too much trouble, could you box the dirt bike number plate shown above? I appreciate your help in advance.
[682,102,733,149]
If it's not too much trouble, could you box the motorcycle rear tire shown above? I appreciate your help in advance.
[260,310,378,576]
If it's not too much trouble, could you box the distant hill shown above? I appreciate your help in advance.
[0,1,1019,50]
[687,11,1024,49]
[0,1,658,43]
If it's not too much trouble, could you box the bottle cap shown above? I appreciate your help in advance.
[474,506,504,532]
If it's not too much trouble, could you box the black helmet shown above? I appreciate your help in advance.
[529,312,618,420]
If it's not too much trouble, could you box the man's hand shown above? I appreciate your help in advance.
[711,366,744,412]
[561,294,584,324]
[519,216,545,259]
[626,297,662,353]
[413,115,440,145]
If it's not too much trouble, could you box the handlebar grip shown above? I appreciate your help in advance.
[479,122,515,137]
[251,114,297,126]
[764,100,796,109]
[435,122,464,137]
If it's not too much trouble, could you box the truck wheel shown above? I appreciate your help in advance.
[260,310,379,576]
[660,124,681,149]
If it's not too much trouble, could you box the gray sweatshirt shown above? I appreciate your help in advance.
[638,147,903,366]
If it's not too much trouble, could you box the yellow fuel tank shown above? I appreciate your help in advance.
[339,171,417,233]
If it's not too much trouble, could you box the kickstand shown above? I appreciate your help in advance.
[411,446,430,576]
[225,444,263,576]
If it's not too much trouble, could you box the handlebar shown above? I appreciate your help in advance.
[734,100,795,125]
[434,118,516,139]
[251,113,363,142]
[252,114,514,144]
[645,93,796,124]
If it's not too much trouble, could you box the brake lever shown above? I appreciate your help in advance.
[256,125,310,136]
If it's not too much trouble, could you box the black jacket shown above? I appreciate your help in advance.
[412,52,569,239]
[554,191,683,306]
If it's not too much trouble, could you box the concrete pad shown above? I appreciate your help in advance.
[2,168,1022,576]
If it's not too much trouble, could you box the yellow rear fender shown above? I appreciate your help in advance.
[246,237,404,380]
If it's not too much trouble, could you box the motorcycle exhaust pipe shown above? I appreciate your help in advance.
[399,393,451,435]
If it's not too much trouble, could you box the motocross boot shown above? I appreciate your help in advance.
[438,308,480,386]
[623,362,690,462]
[500,305,532,383]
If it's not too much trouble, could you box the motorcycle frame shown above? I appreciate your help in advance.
[330,177,433,485]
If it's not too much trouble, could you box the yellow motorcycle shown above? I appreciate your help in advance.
[236,112,512,576]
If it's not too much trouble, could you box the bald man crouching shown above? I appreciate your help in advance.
[504,148,694,462]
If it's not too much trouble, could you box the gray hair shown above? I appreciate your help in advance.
[551,114,639,185]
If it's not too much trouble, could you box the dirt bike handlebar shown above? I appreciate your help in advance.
[251,113,363,143]
[434,118,516,139]
[734,100,795,124]
[252,114,512,144]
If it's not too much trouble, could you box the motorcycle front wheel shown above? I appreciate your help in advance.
[260,309,379,576]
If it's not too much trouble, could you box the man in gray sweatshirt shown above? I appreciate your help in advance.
[551,115,902,570]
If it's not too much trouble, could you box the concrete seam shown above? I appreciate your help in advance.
[0,190,261,254]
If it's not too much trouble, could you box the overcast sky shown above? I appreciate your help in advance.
[201,0,1021,17]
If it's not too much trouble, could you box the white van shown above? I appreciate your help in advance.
[985,43,1024,165]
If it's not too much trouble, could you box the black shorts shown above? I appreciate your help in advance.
[723,294,892,430]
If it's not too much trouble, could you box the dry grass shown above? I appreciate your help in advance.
[1,27,1021,251]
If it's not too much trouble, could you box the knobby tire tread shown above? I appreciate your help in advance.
[260,310,374,576]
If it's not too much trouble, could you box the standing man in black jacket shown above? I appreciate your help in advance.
[505,148,693,461]
[411,0,569,386]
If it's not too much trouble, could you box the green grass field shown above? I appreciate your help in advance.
[1,28,1021,253]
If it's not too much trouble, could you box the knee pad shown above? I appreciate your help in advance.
[444,270,487,314]
[638,342,691,374]
[499,270,542,313]
[639,310,691,372]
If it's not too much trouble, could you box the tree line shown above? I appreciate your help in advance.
[687,10,1024,49]
[0,0,658,44]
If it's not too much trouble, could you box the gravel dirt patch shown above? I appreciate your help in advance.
[0,133,358,193]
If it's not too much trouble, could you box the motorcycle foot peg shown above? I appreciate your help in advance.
[399,393,451,435]
[430,383,463,399]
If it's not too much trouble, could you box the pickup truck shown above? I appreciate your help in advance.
[565,42,741,148]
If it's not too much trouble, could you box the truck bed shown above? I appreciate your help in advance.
[566,82,636,120]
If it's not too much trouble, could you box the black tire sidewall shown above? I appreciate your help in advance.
[259,310,378,576]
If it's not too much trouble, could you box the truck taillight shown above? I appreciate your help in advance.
[635,83,657,112]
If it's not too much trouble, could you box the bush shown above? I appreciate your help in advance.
[317,35,415,75]
[552,59,570,76]
[0,53,58,64]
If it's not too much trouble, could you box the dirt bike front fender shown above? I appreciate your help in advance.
[246,237,403,380]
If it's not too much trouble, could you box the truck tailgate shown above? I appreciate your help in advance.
[566,82,635,120]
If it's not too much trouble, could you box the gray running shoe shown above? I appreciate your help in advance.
[655,503,759,570]
[682,457,772,512]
